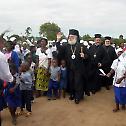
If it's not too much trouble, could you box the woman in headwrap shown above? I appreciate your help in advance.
[35,38,52,96]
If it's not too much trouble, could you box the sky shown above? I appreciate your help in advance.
[0,0,126,38]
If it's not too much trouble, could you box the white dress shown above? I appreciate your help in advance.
[111,54,126,104]
[36,48,52,68]
[35,48,52,91]
[111,56,126,87]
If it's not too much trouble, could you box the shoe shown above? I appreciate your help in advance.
[25,112,32,117]
[85,92,90,96]
[69,96,74,100]
[16,110,25,117]
[48,97,51,100]
[106,86,110,90]
[113,108,119,112]
[31,100,35,103]
[122,105,126,110]
[75,99,80,104]
[52,97,56,100]
[91,90,96,94]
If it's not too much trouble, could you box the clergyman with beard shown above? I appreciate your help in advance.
[56,29,89,104]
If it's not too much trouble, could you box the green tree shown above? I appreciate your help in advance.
[113,38,120,46]
[39,22,61,40]
[82,34,93,41]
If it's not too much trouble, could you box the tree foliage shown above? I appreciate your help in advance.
[82,34,93,41]
[39,22,61,40]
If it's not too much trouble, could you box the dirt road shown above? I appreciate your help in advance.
[2,88,126,126]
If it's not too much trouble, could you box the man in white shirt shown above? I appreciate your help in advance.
[0,36,13,125]
[0,37,13,82]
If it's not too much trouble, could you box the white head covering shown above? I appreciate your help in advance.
[89,41,95,45]
[116,48,123,54]
[83,41,88,46]
[14,44,20,52]
[80,40,84,44]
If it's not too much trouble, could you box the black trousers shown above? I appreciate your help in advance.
[87,68,102,92]
[21,90,32,112]
[68,70,84,100]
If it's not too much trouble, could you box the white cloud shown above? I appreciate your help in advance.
[0,0,126,38]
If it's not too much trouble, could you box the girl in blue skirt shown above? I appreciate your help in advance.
[5,63,21,125]
[107,51,126,112]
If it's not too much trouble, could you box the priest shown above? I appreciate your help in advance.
[102,36,117,89]
[88,34,109,94]
[56,29,89,104]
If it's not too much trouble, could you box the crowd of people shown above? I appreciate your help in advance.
[0,29,126,125]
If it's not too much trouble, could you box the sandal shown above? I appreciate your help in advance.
[16,111,25,116]
[25,112,32,117]
[113,108,120,112]
[122,105,126,110]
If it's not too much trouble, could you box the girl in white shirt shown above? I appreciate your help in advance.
[107,51,126,112]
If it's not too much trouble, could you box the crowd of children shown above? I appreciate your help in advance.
[0,42,68,125]
[1,31,126,126]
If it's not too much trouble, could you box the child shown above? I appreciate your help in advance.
[59,60,67,98]
[19,62,33,117]
[24,53,36,102]
[107,50,126,112]
[48,59,60,100]
[5,63,21,125]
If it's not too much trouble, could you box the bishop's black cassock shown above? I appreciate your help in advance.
[56,40,89,103]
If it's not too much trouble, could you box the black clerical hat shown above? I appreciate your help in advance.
[105,36,111,40]
[94,34,101,38]
[69,29,79,37]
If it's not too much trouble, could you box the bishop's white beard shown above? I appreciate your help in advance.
[68,39,77,45]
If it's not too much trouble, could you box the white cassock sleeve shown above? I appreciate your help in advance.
[0,53,13,82]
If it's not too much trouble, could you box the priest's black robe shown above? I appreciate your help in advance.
[56,42,89,100]
[102,45,117,87]
[88,44,109,92]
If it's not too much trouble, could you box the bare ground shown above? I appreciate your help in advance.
[2,88,126,126]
